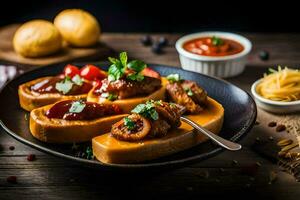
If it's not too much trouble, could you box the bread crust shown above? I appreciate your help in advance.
[29,103,128,143]
[18,76,88,111]
[92,97,224,164]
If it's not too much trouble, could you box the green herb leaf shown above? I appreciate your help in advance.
[119,52,128,67]
[131,101,159,121]
[124,117,136,130]
[148,108,159,120]
[55,78,73,94]
[108,74,116,82]
[108,57,118,64]
[100,92,118,101]
[69,101,86,113]
[107,93,118,101]
[212,36,224,46]
[108,63,124,81]
[184,87,193,96]
[100,93,109,98]
[86,146,93,160]
[127,72,144,81]
[127,60,146,72]
[167,73,180,83]
[72,74,83,86]
[131,104,146,114]
[107,51,148,82]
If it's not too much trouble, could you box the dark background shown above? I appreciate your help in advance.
[0,0,299,33]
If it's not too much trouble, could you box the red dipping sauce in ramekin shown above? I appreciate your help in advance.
[183,37,244,57]
[175,32,252,78]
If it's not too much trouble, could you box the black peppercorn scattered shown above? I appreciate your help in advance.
[9,146,15,150]
[158,37,168,47]
[268,121,277,127]
[152,43,163,54]
[276,124,286,132]
[259,50,269,61]
[141,35,152,46]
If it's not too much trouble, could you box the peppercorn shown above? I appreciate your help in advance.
[259,50,269,61]
[141,35,152,46]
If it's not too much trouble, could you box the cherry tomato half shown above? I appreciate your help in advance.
[80,64,107,81]
[141,67,160,79]
[63,64,80,78]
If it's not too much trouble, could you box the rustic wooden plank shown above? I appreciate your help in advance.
[101,33,300,67]
[1,33,300,199]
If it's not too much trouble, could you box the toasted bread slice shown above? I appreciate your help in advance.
[87,78,167,113]
[19,77,89,111]
[92,97,224,164]
[30,103,128,143]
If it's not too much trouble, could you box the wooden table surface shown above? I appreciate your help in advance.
[1,33,300,200]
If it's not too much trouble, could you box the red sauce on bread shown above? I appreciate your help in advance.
[45,100,122,120]
[31,75,93,95]
[183,36,244,57]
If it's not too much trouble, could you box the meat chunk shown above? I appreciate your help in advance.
[155,101,185,127]
[95,77,161,99]
[110,101,185,141]
[181,80,207,105]
[111,114,151,141]
[148,119,170,138]
[166,82,203,114]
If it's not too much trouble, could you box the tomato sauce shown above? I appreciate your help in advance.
[45,100,122,120]
[31,75,93,95]
[183,37,244,57]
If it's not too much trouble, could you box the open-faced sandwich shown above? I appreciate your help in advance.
[165,73,207,114]
[92,98,224,164]
[30,99,127,143]
[20,51,225,164]
[19,64,106,111]
[87,52,166,113]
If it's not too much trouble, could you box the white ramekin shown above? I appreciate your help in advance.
[251,79,300,114]
[175,32,252,78]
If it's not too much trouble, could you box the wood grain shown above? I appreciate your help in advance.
[1,32,300,200]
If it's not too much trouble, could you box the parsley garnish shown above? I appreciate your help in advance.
[86,146,93,160]
[107,52,146,82]
[55,75,84,94]
[184,87,193,96]
[100,93,118,101]
[124,117,136,130]
[55,76,73,94]
[127,60,146,72]
[131,101,159,121]
[212,36,224,46]
[107,93,118,101]
[69,101,86,113]
[71,74,83,86]
[127,72,144,81]
[167,73,181,83]
[108,53,126,82]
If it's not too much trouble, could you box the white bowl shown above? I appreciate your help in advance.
[251,79,300,114]
[175,32,252,78]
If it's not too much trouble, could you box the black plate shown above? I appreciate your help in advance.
[0,62,256,170]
